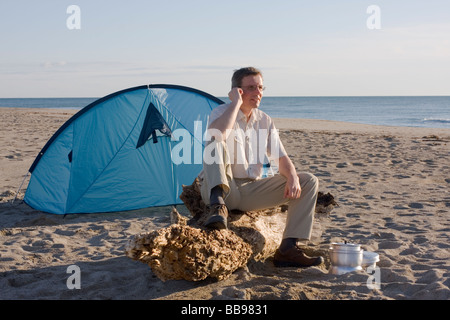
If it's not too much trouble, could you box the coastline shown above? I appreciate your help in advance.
[274,117,450,137]
[1,107,449,300]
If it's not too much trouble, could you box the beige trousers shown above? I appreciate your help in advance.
[200,140,319,240]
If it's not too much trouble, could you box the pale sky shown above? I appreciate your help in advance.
[1,0,449,97]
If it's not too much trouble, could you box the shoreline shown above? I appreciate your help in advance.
[1,107,449,300]
[3,106,450,133]
[274,117,450,137]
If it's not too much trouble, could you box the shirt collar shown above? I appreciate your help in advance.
[237,108,263,124]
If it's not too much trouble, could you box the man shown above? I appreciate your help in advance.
[199,67,323,268]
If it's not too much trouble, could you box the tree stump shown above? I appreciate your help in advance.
[125,178,336,281]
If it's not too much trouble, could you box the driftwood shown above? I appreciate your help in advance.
[126,178,336,281]
[125,222,252,281]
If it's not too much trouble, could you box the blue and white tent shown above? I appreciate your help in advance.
[24,85,223,214]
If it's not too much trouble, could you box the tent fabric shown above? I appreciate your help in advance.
[24,85,224,214]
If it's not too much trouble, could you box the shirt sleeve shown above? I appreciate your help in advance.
[267,119,288,160]
[207,103,228,128]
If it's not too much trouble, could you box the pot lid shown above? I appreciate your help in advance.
[330,242,361,251]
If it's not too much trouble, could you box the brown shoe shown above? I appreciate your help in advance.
[273,247,324,268]
[204,204,228,230]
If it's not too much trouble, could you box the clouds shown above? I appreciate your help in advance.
[41,61,68,68]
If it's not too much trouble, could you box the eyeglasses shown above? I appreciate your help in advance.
[240,85,266,92]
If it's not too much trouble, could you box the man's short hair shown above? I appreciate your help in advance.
[231,67,263,88]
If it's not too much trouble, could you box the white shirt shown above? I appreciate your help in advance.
[207,104,287,180]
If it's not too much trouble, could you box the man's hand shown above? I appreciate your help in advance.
[284,175,302,199]
[207,87,243,141]
[228,87,243,105]
[278,155,301,199]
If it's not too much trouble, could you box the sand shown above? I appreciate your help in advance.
[1,107,449,301]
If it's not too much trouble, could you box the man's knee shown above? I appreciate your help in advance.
[298,172,319,192]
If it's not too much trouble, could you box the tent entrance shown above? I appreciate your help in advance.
[136,102,172,148]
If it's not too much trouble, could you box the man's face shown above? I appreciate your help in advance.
[240,74,264,109]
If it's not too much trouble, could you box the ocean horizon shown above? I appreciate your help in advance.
[1,95,449,129]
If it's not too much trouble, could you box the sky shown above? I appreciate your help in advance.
[1,0,450,98]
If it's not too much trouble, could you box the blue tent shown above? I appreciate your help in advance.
[24,85,223,214]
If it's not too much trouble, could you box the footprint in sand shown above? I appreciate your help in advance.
[408,202,424,209]
[212,286,248,300]
[378,240,403,249]
[336,162,349,168]
[413,235,428,245]
[4,152,22,159]
[399,246,421,255]
[393,174,411,179]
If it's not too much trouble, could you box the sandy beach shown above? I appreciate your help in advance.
[1,107,449,301]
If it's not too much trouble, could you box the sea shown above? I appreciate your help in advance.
[1,96,449,129]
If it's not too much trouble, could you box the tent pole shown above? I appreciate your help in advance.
[11,171,30,205]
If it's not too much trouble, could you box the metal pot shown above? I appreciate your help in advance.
[330,249,363,267]
[329,265,363,275]
[328,242,380,275]
[328,242,364,275]
[329,243,363,267]
[330,242,361,252]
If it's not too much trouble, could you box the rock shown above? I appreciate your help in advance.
[315,192,338,214]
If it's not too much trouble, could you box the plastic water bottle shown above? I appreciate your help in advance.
[262,162,273,178]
